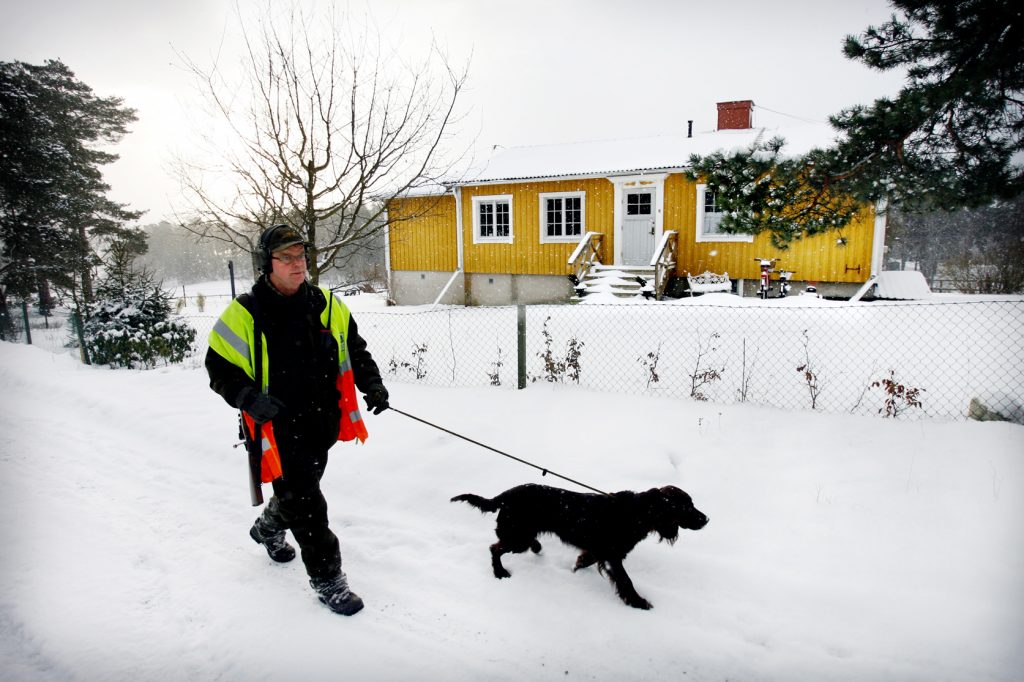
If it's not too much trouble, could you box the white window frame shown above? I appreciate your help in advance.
[539,191,586,244]
[472,194,514,244]
[625,190,654,217]
[695,183,753,243]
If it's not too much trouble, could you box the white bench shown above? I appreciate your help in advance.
[686,271,731,295]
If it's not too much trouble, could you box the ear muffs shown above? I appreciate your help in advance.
[255,224,287,274]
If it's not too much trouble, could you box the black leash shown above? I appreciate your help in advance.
[387,407,610,496]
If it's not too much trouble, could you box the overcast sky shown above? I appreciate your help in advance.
[0,0,906,223]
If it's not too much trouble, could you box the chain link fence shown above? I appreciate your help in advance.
[183,297,1024,423]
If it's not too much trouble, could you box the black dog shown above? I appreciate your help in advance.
[451,483,708,609]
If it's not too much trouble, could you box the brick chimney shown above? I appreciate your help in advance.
[717,100,754,130]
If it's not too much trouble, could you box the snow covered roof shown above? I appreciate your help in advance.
[465,119,838,185]
[389,111,839,198]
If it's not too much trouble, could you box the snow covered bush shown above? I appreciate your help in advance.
[83,262,195,369]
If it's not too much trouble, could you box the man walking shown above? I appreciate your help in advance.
[206,224,389,616]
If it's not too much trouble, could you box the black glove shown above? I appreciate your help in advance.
[363,384,390,415]
[236,386,286,424]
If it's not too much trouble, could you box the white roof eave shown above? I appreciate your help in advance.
[462,165,691,187]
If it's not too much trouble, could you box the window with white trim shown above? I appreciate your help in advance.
[696,183,752,242]
[701,185,724,234]
[472,195,513,243]
[626,192,652,216]
[539,191,585,242]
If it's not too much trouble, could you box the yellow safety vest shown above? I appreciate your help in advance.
[208,286,368,482]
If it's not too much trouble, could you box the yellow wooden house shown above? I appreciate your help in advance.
[385,101,886,306]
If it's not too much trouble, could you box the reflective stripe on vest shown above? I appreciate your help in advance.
[208,299,268,390]
[242,412,284,483]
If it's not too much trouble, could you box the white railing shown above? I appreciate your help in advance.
[567,232,604,282]
[649,230,678,300]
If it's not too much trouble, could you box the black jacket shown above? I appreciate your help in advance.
[206,278,384,453]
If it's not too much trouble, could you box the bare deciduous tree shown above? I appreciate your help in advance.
[173,2,468,283]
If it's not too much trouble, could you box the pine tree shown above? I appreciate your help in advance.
[83,237,196,369]
[688,0,1024,246]
[0,59,141,338]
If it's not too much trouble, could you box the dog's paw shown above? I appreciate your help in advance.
[628,597,653,610]
[493,568,511,579]
[573,552,597,572]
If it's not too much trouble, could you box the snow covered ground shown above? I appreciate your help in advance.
[1,325,1022,680]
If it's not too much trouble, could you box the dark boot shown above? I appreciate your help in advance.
[249,518,296,563]
[310,572,364,616]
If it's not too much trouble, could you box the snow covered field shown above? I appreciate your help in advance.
[1,325,1022,680]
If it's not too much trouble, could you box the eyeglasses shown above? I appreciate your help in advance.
[272,253,306,265]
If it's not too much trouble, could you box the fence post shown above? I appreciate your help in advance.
[21,299,32,345]
[228,260,236,298]
[517,304,527,389]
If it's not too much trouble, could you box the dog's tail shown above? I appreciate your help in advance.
[450,493,500,513]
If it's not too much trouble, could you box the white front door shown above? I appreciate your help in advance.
[621,188,656,265]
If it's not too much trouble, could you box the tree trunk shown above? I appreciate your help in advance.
[0,289,12,340]
[77,223,95,304]
[37,277,54,320]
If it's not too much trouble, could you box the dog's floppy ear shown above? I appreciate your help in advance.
[648,488,681,543]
